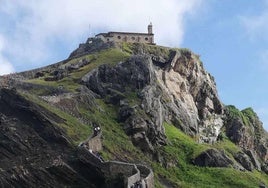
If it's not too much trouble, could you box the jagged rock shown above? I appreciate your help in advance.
[66,58,90,71]
[51,69,66,80]
[34,71,45,78]
[193,149,233,167]
[225,117,254,150]
[82,55,167,150]
[4,38,268,186]
[132,132,154,153]
[124,115,148,134]
[224,106,268,163]
[245,150,261,171]
[234,151,254,171]
[0,88,104,187]
[81,47,225,152]
[261,163,268,174]
[82,55,152,96]
[69,38,115,58]
[258,143,268,162]
[118,105,135,122]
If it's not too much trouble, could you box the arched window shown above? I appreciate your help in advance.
[117,36,121,39]
[145,37,148,41]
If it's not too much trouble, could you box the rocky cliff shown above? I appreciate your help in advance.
[0,88,106,187]
[1,39,268,187]
[81,44,223,152]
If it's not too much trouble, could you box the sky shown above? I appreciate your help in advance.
[0,0,268,130]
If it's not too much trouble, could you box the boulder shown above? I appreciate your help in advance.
[193,149,233,167]
[234,151,254,171]
[118,105,135,122]
[261,163,268,174]
[132,132,154,153]
[245,150,261,171]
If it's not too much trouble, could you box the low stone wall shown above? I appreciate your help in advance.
[85,132,102,152]
[136,164,154,188]
[77,147,104,168]
[79,127,154,188]
[106,161,140,187]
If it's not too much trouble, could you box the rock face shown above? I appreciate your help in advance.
[224,106,268,170]
[234,151,254,171]
[79,41,268,174]
[69,38,114,58]
[193,149,233,167]
[0,88,105,187]
[2,38,268,187]
[82,45,224,153]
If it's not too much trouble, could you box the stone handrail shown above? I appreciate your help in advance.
[106,161,141,187]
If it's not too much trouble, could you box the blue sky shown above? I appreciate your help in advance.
[0,0,268,130]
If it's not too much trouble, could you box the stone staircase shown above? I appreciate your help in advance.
[78,127,154,188]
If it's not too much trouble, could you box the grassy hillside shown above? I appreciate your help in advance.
[17,44,268,187]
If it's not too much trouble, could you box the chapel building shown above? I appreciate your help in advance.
[95,23,155,45]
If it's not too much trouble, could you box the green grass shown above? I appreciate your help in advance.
[121,42,134,54]
[38,91,265,188]
[21,92,92,144]
[153,123,268,188]
[18,44,268,187]
[241,107,256,122]
[163,122,208,161]
[73,97,144,161]
[214,136,241,155]
[71,48,130,79]
[26,48,131,92]
[226,105,250,126]
[25,76,81,92]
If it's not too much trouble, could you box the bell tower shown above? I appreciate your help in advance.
[148,22,153,34]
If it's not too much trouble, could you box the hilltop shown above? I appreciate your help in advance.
[0,38,268,187]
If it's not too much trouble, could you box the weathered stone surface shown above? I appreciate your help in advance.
[82,55,152,97]
[245,150,261,171]
[234,151,254,171]
[5,38,268,186]
[118,105,135,122]
[193,149,233,167]
[225,117,254,150]
[261,163,268,174]
[82,46,225,152]
[0,88,104,187]
[224,106,268,166]
[69,38,114,58]
[82,55,167,151]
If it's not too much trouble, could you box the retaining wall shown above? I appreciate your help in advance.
[86,132,102,152]
[77,147,105,169]
[136,164,154,188]
[106,161,141,187]
[80,128,154,188]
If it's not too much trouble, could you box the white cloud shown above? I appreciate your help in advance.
[0,35,14,75]
[0,60,14,76]
[0,0,203,71]
[240,0,268,41]
[240,1,268,75]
